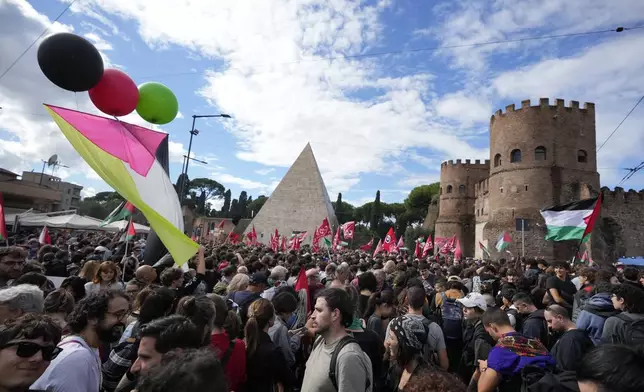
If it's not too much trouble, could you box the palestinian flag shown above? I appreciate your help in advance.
[323,237,332,248]
[495,232,512,252]
[125,219,136,240]
[540,195,601,242]
[0,193,7,242]
[101,201,135,226]
[46,104,198,266]
[479,242,491,259]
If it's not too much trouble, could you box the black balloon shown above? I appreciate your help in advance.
[37,33,104,92]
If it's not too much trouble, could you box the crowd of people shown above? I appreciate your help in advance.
[1,229,644,392]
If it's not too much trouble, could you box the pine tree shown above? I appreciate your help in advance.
[238,191,248,219]
[370,190,381,231]
[335,193,343,223]
[230,199,239,217]
[221,189,232,217]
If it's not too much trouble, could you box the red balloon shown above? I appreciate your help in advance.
[88,69,139,117]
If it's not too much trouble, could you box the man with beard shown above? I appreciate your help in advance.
[31,291,130,392]
[0,247,27,288]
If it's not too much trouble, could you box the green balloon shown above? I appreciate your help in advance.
[135,82,179,125]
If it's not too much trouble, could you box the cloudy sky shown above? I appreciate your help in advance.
[0,0,643,209]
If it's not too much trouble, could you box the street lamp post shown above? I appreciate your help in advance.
[180,113,230,203]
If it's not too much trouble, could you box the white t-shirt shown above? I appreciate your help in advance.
[31,335,101,392]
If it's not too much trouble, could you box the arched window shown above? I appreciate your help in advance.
[458,184,466,195]
[494,153,502,167]
[535,146,546,161]
[577,149,587,163]
[511,149,522,163]
[446,185,453,194]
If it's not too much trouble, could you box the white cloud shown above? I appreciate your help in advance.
[255,168,275,176]
[83,32,113,51]
[81,187,97,198]
[398,174,440,187]
[213,173,270,192]
[435,92,492,125]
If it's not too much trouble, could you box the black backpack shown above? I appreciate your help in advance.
[420,318,440,366]
[312,335,371,391]
[612,313,644,345]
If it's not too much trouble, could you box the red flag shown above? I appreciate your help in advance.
[317,218,331,237]
[216,220,225,229]
[312,226,320,253]
[414,240,421,258]
[341,221,355,239]
[39,225,51,245]
[382,227,396,252]
[227,232,240,244]
[280,236,287,252]
[0,193,7,242]
[359,238,373,251]
[396,236,404,250]
[294,267,311,313]
[422,235,433,257]
[581,194,602,243]
[332,227,341,250]
[373,239,383,257]
[454,238,462,259]
[251,226,258,245]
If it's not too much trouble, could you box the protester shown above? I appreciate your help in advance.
[601,283,644,344]
[545,262,576,314]
[455,292,493,386]
[0,314,62,392]
[576,282,620,345]
[577,344,644,392]
[405,285,448,370]
[511,292,550,347]
[209,294,246,392]
[0,247,27,288]
[0,285,44,323]
[32,290,130,392]
[544,304,594,372]
[363,289,395,342]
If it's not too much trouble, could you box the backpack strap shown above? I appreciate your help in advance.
[329,336,370,391]
[220,339,236,367]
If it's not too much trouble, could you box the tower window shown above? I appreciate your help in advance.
[494,153,502,167]
[535,146,546,161]
[510,149,522,163]
[525,185,529,191]
[446,185,453,194]
[459,184,466,195]
[577,149,587,163]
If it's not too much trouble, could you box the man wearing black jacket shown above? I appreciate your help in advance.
[512,292,550,348]
[545,304,594,372]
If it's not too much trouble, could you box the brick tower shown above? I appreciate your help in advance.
[482,98,600,260]
[435,159,490,257]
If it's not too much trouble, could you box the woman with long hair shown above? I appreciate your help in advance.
[364,289,396,342]
[84,261,124,294]
[385,315,466,391]
[227,273,250,294]
[176,295,216,346]
[78,260,101,282]
[242,298,295,392]
[208,294,246,392]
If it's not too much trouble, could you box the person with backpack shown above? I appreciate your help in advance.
[511,292,550,348]
[302,288,373,392]
[405,286,448,370]
[434,279,464,372]
[455,293,494,388]
[601,283,644,345]
[227,272,268,334]
[384,315,467,391]
[475,308,554,392]
[576,282,620,345]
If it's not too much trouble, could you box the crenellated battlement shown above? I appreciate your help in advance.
[441,159,490,169]
[600,186,644,202]
[491,98,595,119]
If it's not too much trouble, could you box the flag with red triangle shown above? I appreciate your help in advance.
[101,200,135,226]
[360,238,373,251]
[39,225,51,245]
[479,242,491,259]
[422,235,433,257]
[495,232,512,252]
[341,221,355,240]
[382,227,396,252]
[373,239,383,257]
[125,219,136,240]
[0,193,7,242]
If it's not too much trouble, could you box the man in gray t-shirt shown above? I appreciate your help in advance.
[405,286,449,370]
[302,289,373,392]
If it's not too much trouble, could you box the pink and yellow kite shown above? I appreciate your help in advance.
[45,104,198,265]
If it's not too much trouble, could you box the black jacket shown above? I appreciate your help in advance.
[522,309,550,348]
[242,331,296,392]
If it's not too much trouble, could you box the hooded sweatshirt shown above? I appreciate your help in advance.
[521,309,550,347]
[576,292,620,345]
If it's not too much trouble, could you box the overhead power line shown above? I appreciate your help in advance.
[135,25,643,80]
[597,94,644,152]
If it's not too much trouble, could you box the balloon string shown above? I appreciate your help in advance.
[0,0,78,84]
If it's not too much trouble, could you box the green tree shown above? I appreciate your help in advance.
[403,226,434,253]
[335,193,343,222]
[221,189,232,217]
[370,190,381,230]
[354,202,372,224]
[230,199,239,217]
[248,195,268,217]
[403,183,440,223]
[174,173,190,202]
[189,178,225,214]
[238,191,248,218]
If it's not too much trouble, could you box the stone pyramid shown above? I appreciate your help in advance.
[245,143,338,245]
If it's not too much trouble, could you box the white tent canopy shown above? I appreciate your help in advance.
[102,220,150,234]
[18,213,105,230]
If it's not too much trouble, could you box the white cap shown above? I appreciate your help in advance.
[457,292,487,311]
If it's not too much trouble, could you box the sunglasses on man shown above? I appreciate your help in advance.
[0,341,62,361]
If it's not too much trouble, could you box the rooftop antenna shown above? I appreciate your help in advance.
[39,154,57,185]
